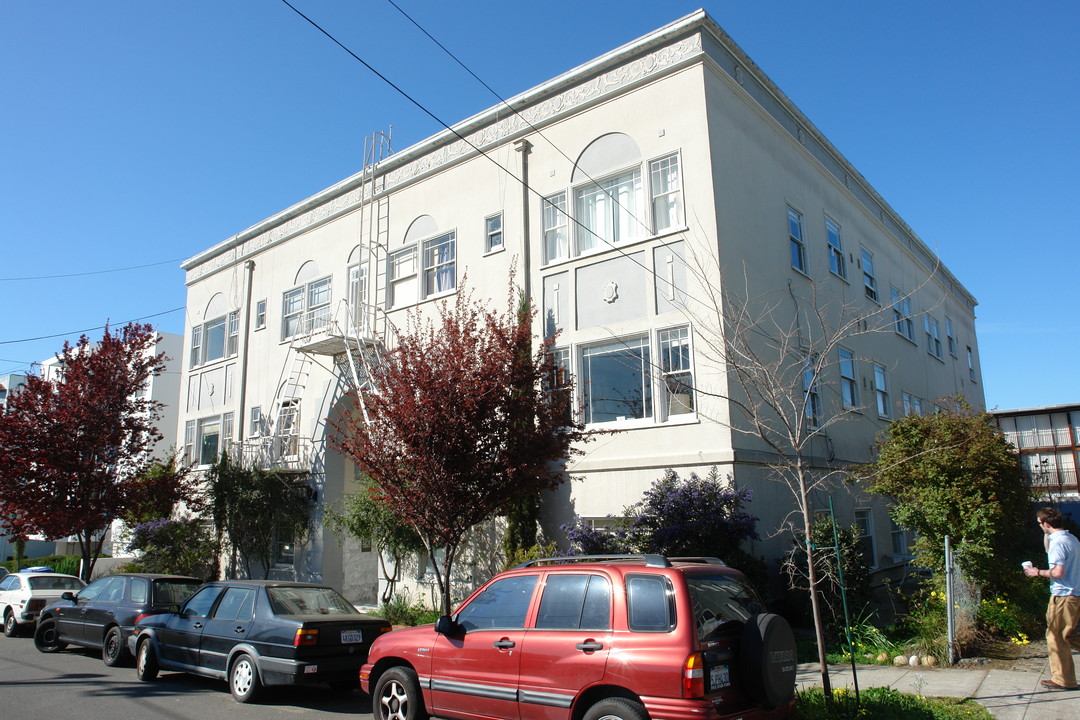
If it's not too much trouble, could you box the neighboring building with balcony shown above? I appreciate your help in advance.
[994,404,1080,502]
[177,10,983,603]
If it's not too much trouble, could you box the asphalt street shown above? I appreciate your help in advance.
[0,631,374,720]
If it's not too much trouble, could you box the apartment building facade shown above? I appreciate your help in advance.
[994,404,1080,502]
[178,11,983,604]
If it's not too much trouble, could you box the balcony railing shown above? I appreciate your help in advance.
[228,436,313,473]
[1027,465,1080,493]
[1004,427,1078,449]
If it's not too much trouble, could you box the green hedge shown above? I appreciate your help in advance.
[2,555,86,577]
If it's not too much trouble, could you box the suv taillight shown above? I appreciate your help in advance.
[683,653,705,698]
[294,628,319,647]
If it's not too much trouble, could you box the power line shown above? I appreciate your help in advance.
[0,257,185,282]
[0,306,186,346]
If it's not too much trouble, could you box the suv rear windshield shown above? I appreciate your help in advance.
[687,574,765,640]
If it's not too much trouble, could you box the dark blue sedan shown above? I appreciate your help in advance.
[129,579,392,703]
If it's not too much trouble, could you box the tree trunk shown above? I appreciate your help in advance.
[802,502,832,697]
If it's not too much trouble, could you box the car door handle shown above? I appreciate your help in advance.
[193,622,203,629]
[576,641,604,652]
[234,627,245,633]
[493,639,515,649]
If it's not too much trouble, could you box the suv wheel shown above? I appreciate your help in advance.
[739,613,797,711]
[374,667,428,720]
[103,626,130,667]
[34,618,67,652]
[583,698,648,720]
[230,653,262,703]
[3,610,19,637]
[136,638,159,681]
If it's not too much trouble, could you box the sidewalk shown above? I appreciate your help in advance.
[796,661,1080,720]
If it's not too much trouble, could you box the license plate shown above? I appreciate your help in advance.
[341,630,362,644]
[710,664,731,690]
[304,665,318,674]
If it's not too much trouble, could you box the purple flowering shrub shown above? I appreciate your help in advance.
[126,516,218,580]
[562,467,765,584]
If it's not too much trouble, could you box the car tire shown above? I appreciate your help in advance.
[738,612,797,711]
[103,626,130,667]
[374,666,428,720]
[229,653,262,703]
[136,638,159,681]
[3,610,20,637]
[582,698,649,720]
[34,618,67,652]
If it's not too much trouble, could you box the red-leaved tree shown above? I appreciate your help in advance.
[0,323,173,580]
[331,284,589,614]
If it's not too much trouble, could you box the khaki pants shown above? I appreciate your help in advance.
[1046,595,1080,686]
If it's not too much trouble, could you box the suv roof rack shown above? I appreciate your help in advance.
[514,554,672,569]
[668,557,727,566]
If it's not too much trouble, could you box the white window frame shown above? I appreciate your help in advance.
[281,276,332,340]
[861,247,877,302]
[255,299,267,331]
[945,316,957,356]
[967,346,977,382]
[925,316,942,359]
[348,264,368,331]
[422,231,457,298]
[388,246,418,309]
[874,363,890,418]
[484,213,504,254]
[574,166,644,256]
[190,311,239,368]
[891,288,915,342]
[250,406,263,438]
[198,417,221,467]
[825,217,846,279]
[184,420,196,466]
[788,207,807,274]
[542,192,569,265]
[890,518,910,558]
[578,326,695,428]
[649,153,682,233]
[838,347,858,410]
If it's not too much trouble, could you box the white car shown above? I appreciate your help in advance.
[0,571,85,637]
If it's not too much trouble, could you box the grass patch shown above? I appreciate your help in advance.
[795,686,993,720]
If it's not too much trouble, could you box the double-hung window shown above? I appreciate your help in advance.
[874,364,890,418]
[388,247,417,309]
[967,346,976,382]
[198,417,221,466]
[349,264,367,330]
[255,300,267,330]
[575,169,643,255]
[485,213,503,253]
[854,509,876,568]
[542,193,569,264]
[190,311,239,368]
[422,232,456,297]
[659,327,694,416]
[649,154,682,232]
[281,277,332,340]
[838,348,858,409]
[788,207,806,273]
[825,218,845,279]
[891,288,915,341]
[945,316,957,356]
[861,248,877,301]
[925,316,943,359]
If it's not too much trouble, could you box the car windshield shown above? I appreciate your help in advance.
[27,576,84,591]
[687,574,765,639]
[268,586,359,616]
[153,580,202,605]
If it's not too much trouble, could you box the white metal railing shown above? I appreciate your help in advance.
[228,437,313,472]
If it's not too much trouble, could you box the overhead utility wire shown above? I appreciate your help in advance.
[279,0,669,276]
[0,257,185,282]
[0,306,185,346]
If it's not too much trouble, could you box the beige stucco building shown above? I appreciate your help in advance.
[178,11,983,604]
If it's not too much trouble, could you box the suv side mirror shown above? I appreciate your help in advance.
[61,591,77,602]
[434,614,463,638]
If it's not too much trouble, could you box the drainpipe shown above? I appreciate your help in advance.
[237,260,256,443]
[514,138,533,300]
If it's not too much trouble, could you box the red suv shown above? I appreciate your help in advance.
[360,555,796,720]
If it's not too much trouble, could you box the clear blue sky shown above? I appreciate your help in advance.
[2,1,1076,411]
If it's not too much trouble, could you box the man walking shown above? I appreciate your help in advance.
[1025,506,1080,690]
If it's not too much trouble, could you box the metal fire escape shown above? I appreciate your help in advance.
[250,130,393,471]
